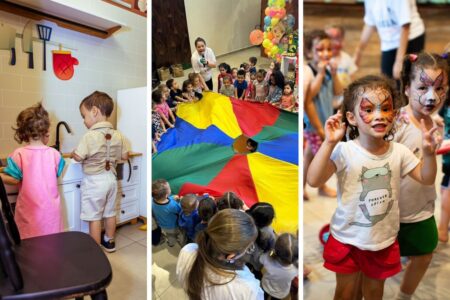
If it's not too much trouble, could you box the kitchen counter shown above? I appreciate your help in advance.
[0,152,143,174]
[61,151,142,158]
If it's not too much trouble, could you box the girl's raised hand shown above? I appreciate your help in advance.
[325,112,346,144]
[421,119,442,155]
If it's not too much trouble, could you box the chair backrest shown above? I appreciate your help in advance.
[0,177,23,290]
[0,177,20,244]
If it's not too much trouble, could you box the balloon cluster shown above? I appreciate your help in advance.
[249,0,296,63]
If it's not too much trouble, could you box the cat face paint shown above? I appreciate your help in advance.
[357,88,395,124]
[410,69,448,109]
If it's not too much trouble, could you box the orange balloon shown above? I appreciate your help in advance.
[249,29,264,45]
[265,7,271,16]
[267,32,274,40]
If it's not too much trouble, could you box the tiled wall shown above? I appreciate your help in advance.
[0,0,146,157]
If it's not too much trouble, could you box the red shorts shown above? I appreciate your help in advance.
[323,234,401,280]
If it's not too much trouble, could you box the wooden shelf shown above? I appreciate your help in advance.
[102,0,147,17]
[0,0,125,39]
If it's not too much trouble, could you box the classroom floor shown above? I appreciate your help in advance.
[106,222,147,300]
[304,157,450,300]
[152,47,273,300]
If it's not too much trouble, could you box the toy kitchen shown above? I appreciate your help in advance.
[0,0,147,232]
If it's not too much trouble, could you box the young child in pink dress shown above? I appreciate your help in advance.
[278,81,295,111]
[1,103,65,239]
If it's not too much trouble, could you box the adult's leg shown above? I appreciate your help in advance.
[334,272,361,300]
[206,78,213,91]
[381,49,397,78]
[399,254,433,296]
[407,33,426,53]
[361,274,385,300]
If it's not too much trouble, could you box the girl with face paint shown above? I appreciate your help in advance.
[307,75,441,300]
[392,52,449,300]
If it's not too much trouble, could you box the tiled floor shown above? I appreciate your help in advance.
[106,222,147,300]
[152,47,274,300]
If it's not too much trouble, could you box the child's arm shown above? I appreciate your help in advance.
[304,84,325,139]
[354,24,376,67]
[234,87,238,99]
[308,63,326,100]
[0,173,19,185]
[408,119,440,185]
[175,95,187,103]
[307,112,346,187]
[168,108,176,123]
[158,111,174,128]
[199,75,209,91]
[330,61,343,96]
[71,152,83,162]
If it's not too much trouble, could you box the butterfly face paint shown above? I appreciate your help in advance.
[411,69,448,108]
[357,88,395,124]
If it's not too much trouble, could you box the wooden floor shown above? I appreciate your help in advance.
[304,4,450,78]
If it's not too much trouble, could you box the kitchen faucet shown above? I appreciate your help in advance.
[53,121,72,151]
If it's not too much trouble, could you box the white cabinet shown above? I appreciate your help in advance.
[59,182,81,232]
[116,156,141,224]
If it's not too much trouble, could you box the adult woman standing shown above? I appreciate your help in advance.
[176,209,263,300]
[191,37,217,91]
[354,0,425,79]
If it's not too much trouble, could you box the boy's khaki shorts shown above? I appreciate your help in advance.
[80,172,118,221]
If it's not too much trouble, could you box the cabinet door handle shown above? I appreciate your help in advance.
[121,210,125,214]
[122,194,126,197]
[76,184,81,188]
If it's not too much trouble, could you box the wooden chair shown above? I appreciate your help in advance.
[0,177,112,299]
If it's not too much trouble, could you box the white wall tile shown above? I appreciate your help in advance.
[0,3,146,157]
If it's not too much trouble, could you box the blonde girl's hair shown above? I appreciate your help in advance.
[13,103,50,144]
[341,74,400,141]
[400,52,449,106]
[186,209,257,300]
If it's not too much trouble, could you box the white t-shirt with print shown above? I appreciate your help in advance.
[393,118,437,223]
[260,253,298,299]
[364,0,425,51]
[330,141,419,251]
[176,243,264,300]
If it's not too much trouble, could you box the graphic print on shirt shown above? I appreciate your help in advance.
[349,163,393,227]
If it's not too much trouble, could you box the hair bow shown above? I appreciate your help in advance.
[409,54,418,62]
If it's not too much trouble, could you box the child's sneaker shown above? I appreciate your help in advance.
[101,234,116,253]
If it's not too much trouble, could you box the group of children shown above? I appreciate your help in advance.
[304,23,450,299]
[151,179,298,299]
[0,91,128,253]
[151,55,299,153]
[216,57,298,112]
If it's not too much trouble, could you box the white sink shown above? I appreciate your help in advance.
[59,158,83,184]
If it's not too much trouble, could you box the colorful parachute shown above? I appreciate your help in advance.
[152,92,298,233]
